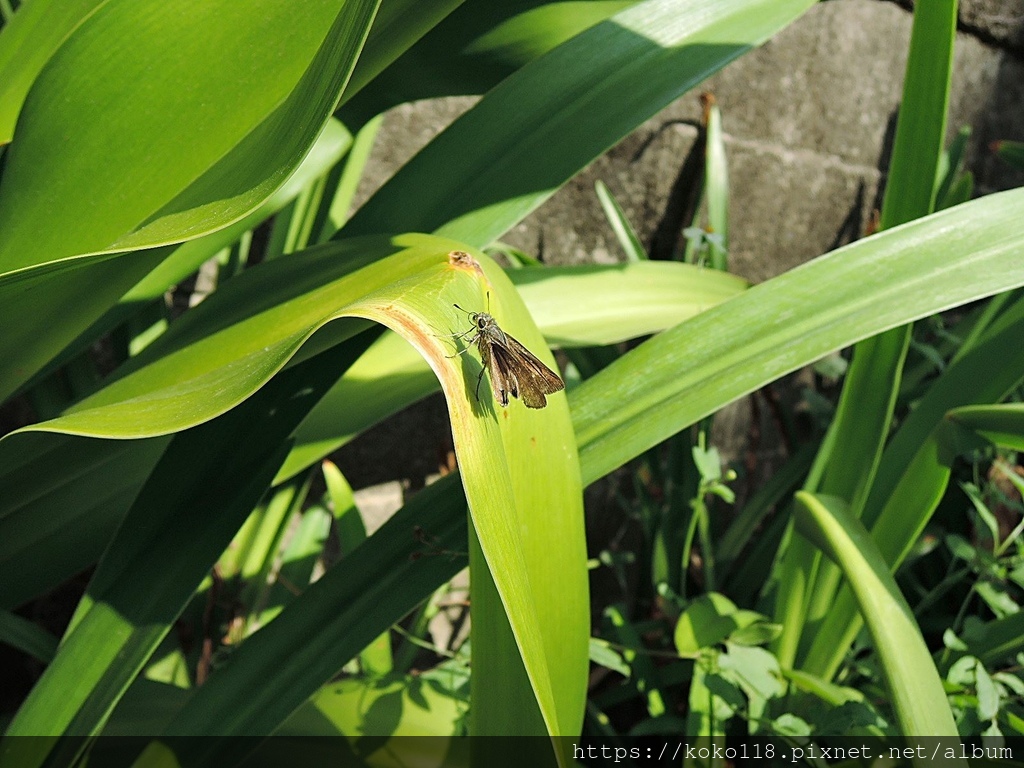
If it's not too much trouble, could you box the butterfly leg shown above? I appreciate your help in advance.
[474,366,486,402]
[443,332,478,359]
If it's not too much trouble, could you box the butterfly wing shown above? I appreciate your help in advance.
[497,335,564,409]
[479,336,514,406]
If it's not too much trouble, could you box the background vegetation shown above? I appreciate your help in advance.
[1,0,1023,765]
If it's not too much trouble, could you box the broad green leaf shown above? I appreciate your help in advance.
[0,433,168,610]
[570,188,1024,484]
[0,0,380,402]
[22,237,410,439]
[435,256,585,741]
[0,0,377,264]
[793,492,961,740]
[9,261,742,441]
[342,0,816,247]
[0,0,102,144]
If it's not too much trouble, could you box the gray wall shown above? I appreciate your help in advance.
[358,0,1024,282]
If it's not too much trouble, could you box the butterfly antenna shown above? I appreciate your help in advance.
[453,303,473,316]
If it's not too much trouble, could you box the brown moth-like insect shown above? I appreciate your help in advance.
[451,303,565,409]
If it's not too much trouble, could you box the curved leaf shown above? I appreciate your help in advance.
[0,0,103,144]
[946,403,1024,452]
[0,0,380,402]
[277,261,746,481]
[0,0,377,266]
[571,188,1024,482]
[793,492,961,740]
[4,237,586,743]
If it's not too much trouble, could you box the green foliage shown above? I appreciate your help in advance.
[1,0,1023,760]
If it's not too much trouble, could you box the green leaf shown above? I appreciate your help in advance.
[0,0,103,144]
[792,492,961,739]
[322,460,367,560]
[342,0,815,247]
[1,341,369,766]
[0,0,380,402]
[340,1,638,124]
[0,0,378,264]
[589,637,631,677]
[0,433,168,610]
[0,609,58,664]
[342,0,465,105]
[155,474,468,764]
[877,0,955,229]
[674,593,738,655]
[571,188,1024,483]
[702,94,728,270]
[595,180,648,261]
[946,404,1024,452]
[934,125,971,207]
